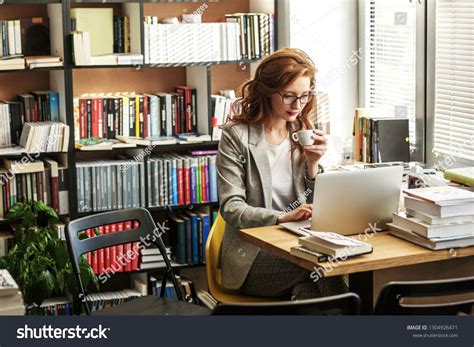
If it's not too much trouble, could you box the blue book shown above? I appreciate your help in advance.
[171,159,178,205]
[49,91,60,121]
[208,155,218,202]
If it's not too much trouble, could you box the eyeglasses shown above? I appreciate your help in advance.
[276,92,314,105]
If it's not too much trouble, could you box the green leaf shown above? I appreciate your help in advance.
[38,270,56,300]
[57,269,66,292]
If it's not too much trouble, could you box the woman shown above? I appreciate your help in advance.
[216,48,347,300]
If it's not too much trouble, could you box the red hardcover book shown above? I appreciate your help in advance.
[105,224,114,273]
[84,229,91,266]
[132,220,140,270]
[33,99,39,122]
[175,86,192,132]
[184,161,191,205]
[110,223,119,272]
[103,224,111,272]
[97,226,104,274]
[91,98,99,137]
[5,177,10,210]
[123,221,132,272]
[79,98,87,139]
[89,229,98,275]
[116,222,124,272]
[177,161,184,205]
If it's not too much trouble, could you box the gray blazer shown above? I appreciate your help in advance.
[216,122,316,290]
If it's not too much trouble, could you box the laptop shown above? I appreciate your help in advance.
[281,166,403,236]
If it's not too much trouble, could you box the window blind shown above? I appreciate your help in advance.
[365,0,417,145]
[433,0,474,161]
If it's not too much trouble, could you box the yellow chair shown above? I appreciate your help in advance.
[205,211,282,303]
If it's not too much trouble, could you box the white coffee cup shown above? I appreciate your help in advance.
[292,130,314,146]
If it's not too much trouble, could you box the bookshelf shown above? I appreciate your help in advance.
[1,0,277,304]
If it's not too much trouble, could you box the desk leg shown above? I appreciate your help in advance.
[349,271,374,315]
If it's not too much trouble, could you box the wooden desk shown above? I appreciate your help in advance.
[240,225,474,314]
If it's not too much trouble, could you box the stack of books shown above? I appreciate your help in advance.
[290,231,373,262]
[138,246,172,270]
[0,269,25,315]
[388,186,474,250]
[0,57,25,71]
[40,296,73,315]
[85,289,142,313]
[25,56,63,69]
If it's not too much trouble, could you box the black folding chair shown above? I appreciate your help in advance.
[66,208,210,315]
[212,292,361,315]
[374,276,474,315]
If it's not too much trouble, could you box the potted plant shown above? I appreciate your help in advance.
[0,200,98,314]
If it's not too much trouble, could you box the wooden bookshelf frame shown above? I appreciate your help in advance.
[0,0,278,222]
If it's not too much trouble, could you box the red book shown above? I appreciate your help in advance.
[84,229,91,266]
[116,222,124,272]
[105,224,114,273]
[123,221,132,272]
[184,162,191,205]
[33,99,39,122]
[5,177,10,210]
[110,223,120,272]
[79,98,87,139]
[175,86,192,132]
[177,163,184,205]
[91,98,99,137]
[97,226,104,274]
[103,224,111,272]
[132,220,140,270]
[89,229,98,275]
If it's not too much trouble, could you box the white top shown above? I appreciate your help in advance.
[265,134,296,211]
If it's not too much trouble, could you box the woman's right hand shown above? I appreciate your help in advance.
[277,204,313,224]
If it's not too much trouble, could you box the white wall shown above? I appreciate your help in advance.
[280,0,359,138]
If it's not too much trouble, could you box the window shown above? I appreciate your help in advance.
[363,0,417,146]
[431,0,474,163]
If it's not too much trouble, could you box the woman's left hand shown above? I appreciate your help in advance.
[303,129,327,164]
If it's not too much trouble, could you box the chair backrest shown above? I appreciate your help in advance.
[205,211,226,293]
[65,208,183,315]
[374,276,474,315]
[212,292,361,315]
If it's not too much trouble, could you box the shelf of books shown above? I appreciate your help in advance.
[1,0,277,314]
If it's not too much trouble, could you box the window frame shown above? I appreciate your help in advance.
[358,0,426,163]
